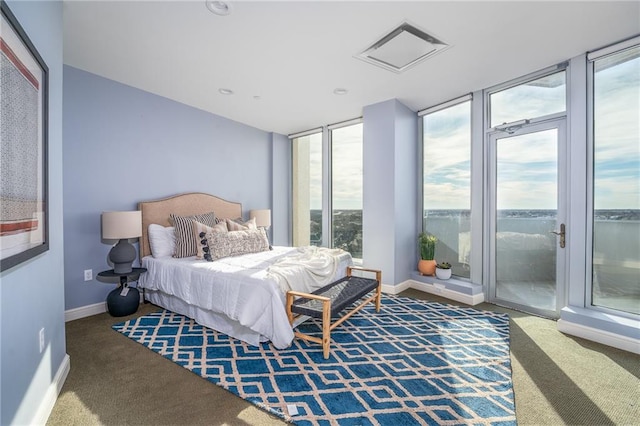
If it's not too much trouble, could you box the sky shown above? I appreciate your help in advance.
[593,51,640,210]
[298,46,639,214]
[331,123,363,210]
[305,124,363,210]
[423,101,471,210]
[423,48,639,211]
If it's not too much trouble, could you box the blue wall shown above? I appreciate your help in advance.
[362,99,418,285]
[63,66,285,311]
[271,133,292,246]
[0,1,66,424]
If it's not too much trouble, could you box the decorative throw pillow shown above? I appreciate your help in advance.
[148,224,175,258]
[170,212,216,258]
[206,228,269,261]
[225,217,257,231]
[192,220,227,260]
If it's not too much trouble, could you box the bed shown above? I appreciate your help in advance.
[137,192,352,349]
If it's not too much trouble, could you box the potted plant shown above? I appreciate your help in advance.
[435,261,452,280]
[418,233,437,276]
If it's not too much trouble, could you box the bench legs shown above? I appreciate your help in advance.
[322,301,331,359]
[287,267,382,360]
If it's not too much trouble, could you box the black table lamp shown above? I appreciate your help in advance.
[101,211,142,274]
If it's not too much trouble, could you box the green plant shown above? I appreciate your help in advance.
[418,233,437,260]
[436,262,451,269]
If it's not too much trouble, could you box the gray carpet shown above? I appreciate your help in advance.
[47,289,640,425]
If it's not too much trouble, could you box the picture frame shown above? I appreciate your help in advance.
[0,1,49,272]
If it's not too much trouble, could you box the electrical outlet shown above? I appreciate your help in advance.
[84,269,92,281]
[39,328,45,353]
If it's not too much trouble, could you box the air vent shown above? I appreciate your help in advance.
[356,22,449,73]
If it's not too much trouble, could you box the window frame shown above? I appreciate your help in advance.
[290,128,324,247]
[585,37,640,319]
[419,94,474,280]
[484,63,569,133]
[290,117,363,257]
[328,119,363,257]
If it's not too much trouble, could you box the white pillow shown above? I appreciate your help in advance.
[148,224,175,258]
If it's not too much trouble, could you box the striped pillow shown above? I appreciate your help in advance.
[170,212,216,258]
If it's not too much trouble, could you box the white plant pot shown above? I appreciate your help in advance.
[435,267,452,280]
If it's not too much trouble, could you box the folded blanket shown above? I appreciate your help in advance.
[266,246,352,294]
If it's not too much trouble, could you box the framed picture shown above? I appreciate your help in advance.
[0,2,49,272]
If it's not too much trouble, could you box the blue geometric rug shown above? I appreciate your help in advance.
[113,295,516,425]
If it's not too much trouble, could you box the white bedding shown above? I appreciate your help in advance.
[139,246,352,349]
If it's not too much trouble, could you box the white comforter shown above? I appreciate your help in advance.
[266,246,348,294]
[139,246,351,349]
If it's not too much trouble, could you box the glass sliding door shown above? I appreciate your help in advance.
[489,121,566,317]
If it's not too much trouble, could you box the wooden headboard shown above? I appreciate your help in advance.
[138,192,242,258]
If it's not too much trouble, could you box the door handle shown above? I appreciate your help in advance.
[550,223,565,248]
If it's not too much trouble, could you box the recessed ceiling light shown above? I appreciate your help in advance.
[333,88,348,95]
[205,0,232,16]
[219,88,234,95]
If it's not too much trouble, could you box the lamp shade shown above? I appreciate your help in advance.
[101,211,142,240]
[249,209,271,228]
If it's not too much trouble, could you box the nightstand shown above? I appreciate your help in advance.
[97,267,147,317]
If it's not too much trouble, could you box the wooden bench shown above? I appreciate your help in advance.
[286,266,382,359]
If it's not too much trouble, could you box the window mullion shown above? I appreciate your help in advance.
[322,126,331,248]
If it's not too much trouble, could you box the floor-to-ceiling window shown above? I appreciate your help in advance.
[330,122,363,259]
[418,37,639,329]
[291,119,363,259]
[589,43,640,316]
[292,130,323,247]
[421,97,472,278]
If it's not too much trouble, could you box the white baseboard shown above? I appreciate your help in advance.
[65,292,146,322]
[557,319,640,355]
[408,280,485,306]
[381,280,412,295]
[65,301,106,322]
[33,353,70,425]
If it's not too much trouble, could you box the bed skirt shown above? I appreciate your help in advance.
[143,289,270,347]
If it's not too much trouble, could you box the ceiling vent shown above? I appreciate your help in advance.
[356,22,449,73]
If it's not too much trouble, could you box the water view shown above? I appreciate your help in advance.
[309,208,640,315]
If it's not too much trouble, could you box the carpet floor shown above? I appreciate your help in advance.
[47,289,640,425]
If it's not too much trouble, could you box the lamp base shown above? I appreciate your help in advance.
[109,239,136,274]
[107,286,140,317]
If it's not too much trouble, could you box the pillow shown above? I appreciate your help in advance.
[192,220,227,260]
[226,217,274,250]
[148,224,175,258]
[206,228,269,261]
[170,212,216,258]
[225,217,257,231]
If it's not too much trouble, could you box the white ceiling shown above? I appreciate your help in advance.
[63,1,640,135]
